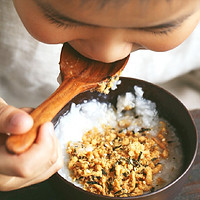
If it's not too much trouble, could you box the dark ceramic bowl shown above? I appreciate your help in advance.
[50,77,198,200]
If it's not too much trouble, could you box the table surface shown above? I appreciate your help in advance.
[0,110,200,200]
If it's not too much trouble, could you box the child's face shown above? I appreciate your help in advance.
[14,0,200,63]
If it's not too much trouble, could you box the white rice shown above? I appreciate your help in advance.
[55,86,183,191]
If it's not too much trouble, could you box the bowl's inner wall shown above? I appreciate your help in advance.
[53,77,197,178]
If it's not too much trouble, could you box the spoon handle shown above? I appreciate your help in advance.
[6,79,94,154]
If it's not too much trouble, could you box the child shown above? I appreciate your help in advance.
[0,0,200,191]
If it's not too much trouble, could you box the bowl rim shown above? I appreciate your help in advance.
[54,77,199,199]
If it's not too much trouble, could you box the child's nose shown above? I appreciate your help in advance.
[69,38,133,63]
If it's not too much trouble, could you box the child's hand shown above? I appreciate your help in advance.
[0,98,63,191]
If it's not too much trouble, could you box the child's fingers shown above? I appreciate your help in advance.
[0,122,62,178]
[20,107,34,114]
[22,130,63,187]
[0,98,33,134]
[0,122,63,191]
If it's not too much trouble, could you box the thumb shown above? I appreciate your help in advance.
[0,98,33,134]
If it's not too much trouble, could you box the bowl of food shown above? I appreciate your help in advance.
[50,77,198,200]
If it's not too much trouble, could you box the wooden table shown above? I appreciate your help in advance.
[0,110,200,200]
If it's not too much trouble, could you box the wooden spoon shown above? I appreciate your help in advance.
[6,43,129,154]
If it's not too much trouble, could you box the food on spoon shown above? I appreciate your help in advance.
[96,74,121,94]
